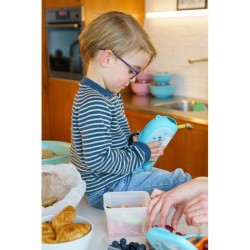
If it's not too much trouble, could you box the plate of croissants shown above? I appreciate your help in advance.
[42,205,93,250]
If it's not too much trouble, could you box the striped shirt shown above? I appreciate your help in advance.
[70,77,150,193]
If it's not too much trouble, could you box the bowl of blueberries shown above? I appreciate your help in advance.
[104,234,150,250]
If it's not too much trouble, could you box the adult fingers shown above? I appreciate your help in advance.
[184,194,208,215]
[184,201,208,226]
[150,188,164,199]
[184,193,208,211]
[158,196,174,228]
[171,205,184,229]
[148,194,161,214]
[147,196,164,228]
[186,213,208,227]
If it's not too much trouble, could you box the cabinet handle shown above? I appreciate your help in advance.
[46,23,80,28]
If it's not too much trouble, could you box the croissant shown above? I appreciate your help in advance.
[52,205,76,233]
[42,221,56,243]
[56,223,92,243]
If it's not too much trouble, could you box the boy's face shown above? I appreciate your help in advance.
[103,50,150,93]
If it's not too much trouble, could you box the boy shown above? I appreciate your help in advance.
[70,11,191,209]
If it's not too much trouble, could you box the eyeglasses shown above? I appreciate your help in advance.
[100,49,141,80]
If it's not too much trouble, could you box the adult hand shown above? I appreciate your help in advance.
[147,177,208,229]
[184,193,208,227]
[147,188,184,229]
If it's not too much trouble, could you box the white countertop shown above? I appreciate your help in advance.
[75,196,208,249]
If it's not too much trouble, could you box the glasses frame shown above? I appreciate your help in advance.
[100,49,141,79]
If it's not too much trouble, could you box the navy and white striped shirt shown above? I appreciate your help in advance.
[70,77,150,193]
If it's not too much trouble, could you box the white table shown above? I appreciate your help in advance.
[76,196,208,249]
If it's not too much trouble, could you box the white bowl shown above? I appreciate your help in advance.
[42,215,93,250]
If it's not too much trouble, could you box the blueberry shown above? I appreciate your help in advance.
[112,240,120,247]
[136,244,146,250]
[134,242,139,248]
[129,242,135,247]
[120,238,127,245]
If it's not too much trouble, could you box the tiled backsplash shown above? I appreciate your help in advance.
[144,15,208,100]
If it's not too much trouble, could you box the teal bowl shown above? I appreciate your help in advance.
[42,140,71,165]
[150,84,176,99]
[152,73,173,85]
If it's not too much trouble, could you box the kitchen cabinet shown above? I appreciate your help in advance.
[44,0,84,9]
[84,0,145,26]
[125,109,208,178]
[47,78,78,142]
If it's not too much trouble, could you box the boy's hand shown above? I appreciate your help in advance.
[147,141,164,162]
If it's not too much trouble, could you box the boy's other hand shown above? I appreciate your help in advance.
[147,141,164,162]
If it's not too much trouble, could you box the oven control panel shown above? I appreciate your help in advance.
[46,7,83,23]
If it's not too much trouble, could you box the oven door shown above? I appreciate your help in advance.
[46,23,85,81]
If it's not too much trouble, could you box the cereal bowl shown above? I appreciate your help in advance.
[42,215,93,250]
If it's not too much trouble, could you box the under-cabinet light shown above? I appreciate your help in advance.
[146,9,208,19]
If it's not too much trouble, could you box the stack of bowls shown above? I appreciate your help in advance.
[150,73,176,99]
[152,73,173,86]
[130,72,153,96]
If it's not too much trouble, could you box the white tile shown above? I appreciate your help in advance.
[145,15,208,99]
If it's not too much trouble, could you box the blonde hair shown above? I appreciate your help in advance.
[79,11,157,66]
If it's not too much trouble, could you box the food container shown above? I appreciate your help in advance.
[104,191,150,236]
[42,215,93,250]
[42,141,71,165]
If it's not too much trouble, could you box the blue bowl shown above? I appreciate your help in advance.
[149,84,176,99]
[42,140,71,165]
[152,73,173,85]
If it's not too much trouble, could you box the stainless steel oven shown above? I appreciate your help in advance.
[45,6,85,81]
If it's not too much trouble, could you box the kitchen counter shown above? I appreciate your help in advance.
[122,93,208,125]
[76,196,208,249]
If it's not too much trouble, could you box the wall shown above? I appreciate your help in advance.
[144,0,208,100]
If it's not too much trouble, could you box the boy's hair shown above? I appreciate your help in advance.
[79,11,157,67]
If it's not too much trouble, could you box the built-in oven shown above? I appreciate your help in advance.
[45,6,85,81]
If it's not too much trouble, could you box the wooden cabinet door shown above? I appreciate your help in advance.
[84,0,145,26]
[125,109,208,178]
[48,78,78,142]
[44,0,83,9]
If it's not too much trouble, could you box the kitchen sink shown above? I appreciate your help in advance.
[154,100,208,112]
